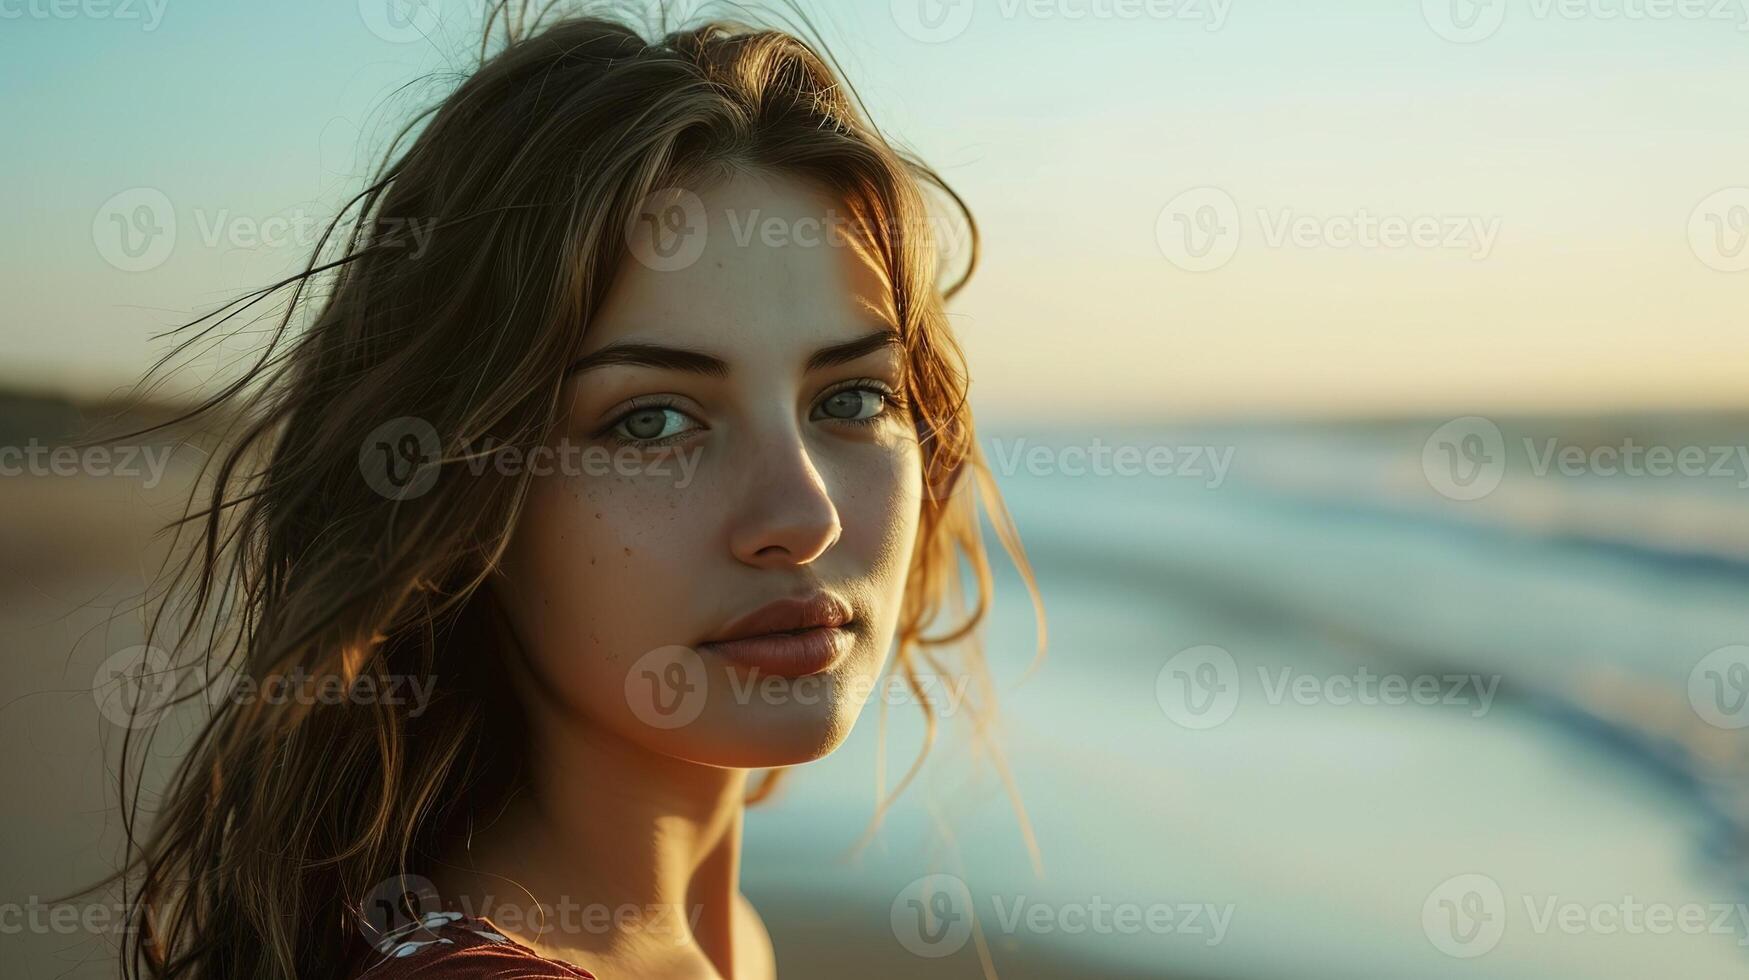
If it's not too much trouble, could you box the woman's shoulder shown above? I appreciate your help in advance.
[351,911,597,980]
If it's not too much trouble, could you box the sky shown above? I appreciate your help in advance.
[3,0,1747,421]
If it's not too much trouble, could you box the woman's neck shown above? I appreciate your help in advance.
[433,714,751,978]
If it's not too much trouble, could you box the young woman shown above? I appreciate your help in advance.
[110,5,1040,978]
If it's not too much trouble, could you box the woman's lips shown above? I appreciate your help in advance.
[698,591,855,677]
[696,624,853,678]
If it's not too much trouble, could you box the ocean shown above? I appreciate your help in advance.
[744,418,1749,979]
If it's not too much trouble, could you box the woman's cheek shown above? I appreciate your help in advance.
[501,465,709,694]
[833,436,924,592]
[869,430,925,535]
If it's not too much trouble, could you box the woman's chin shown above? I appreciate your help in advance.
[648,699,864,770]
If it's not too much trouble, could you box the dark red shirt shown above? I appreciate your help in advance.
[350,911,597,979]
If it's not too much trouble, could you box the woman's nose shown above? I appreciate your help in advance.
[728,427,842,568]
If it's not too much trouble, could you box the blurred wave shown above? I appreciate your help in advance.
[983,415,1749,907]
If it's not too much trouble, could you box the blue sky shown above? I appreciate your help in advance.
[4,0,1748,419]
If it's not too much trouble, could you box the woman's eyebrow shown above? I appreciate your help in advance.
[805,327,902,372]
[566,327,901,377]
[566,342,729,378]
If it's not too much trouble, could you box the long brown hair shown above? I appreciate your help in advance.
[105,4,1044,977]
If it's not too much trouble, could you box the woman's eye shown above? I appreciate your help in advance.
[815,387,887,422]
[610,406,696,443]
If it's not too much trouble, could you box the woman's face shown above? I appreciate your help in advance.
[495,171,925,768]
